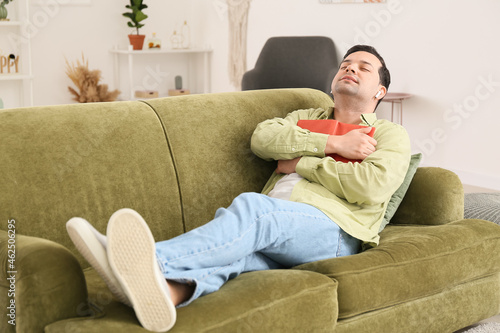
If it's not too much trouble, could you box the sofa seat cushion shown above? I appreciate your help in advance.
[295,219,500,319]
[45,268,339,332]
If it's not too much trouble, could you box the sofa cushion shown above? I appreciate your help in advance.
[45,269,339,332]
[334,273,500,333]
[0,102,184,269]
[144,88,334,232]
[379,153,422,232]
[295,219,500,319]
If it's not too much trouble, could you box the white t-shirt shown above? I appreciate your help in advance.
[267,173,303,201]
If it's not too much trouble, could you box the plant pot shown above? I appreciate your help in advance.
[0,4,8,21]
[128,34,146,50]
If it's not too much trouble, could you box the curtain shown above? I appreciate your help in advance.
[227,0,252,89]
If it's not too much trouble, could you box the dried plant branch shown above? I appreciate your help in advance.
[65,54,120,103]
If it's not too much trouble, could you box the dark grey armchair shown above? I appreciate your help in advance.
[241,36,339,94]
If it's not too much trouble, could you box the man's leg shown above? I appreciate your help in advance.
[155,192,361,306]
[66,217,131,306]
[104,193,361,330]
[107,209,177,332]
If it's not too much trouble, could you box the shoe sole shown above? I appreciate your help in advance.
[107,209,176,332]
[66,218,131,307]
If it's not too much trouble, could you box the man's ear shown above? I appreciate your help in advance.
[375,86,387,99]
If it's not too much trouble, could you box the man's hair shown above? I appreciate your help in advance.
[343,45,391,106]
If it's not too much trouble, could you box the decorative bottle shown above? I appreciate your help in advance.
[147,33,161,49]
[181,21,190,49]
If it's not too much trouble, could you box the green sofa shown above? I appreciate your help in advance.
[1,89,500,333]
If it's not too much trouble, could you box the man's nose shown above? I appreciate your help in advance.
[345,64,356,73]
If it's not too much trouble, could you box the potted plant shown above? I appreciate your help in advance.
[122,0,148,50]
[0,0,14,21]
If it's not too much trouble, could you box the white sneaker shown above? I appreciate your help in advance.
[66,217,131,307]
[107,208,176,332]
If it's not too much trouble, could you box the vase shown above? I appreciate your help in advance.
[128,34,146,50]
[0,4,8,21]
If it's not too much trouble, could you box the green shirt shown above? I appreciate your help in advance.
[251,107,411,246]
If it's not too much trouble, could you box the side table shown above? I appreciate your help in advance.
[381,92,412,125]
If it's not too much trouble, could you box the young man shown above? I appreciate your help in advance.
[67,45,410,332]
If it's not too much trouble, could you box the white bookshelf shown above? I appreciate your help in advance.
[0,73,32,80]
[0,0,34,108]
[110,47,212,100]
[0,20,21,26]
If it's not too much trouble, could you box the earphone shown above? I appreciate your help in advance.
[375,91,382,98]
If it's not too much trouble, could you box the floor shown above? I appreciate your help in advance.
[453,184,500,332]
[463,184,500,194]
[454,314,500,332]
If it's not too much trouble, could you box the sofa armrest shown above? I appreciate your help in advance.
[0,230,88,333]
[391,167,464,226]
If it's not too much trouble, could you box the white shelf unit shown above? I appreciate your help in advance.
[0,20,21,26]
[110,47,213,100]
[0,0,34,108]
[0,73,32,80]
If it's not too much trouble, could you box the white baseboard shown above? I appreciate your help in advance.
[447,168,500,192]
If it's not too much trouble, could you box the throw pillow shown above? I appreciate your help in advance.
[379,153,422,232]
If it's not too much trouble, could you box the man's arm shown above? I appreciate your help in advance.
[252,109,410,205]
[275,126,378,173]
[295,124,411,205]
[250,108,330,161]
[325,127,377,160]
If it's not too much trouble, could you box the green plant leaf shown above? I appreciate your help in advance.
[123,0,146,31]
[135,11,147,23]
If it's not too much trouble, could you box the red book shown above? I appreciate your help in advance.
[297,119,376,163]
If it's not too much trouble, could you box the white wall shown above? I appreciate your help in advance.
[215,0,500,190]
[25,0,209,104]
[5,0,500,190]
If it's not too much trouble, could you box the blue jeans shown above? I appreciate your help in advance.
[155,193,361,307]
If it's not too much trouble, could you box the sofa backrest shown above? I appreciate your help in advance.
[145,88,335,232]
[0,88,334,268]
[0,101,185,267]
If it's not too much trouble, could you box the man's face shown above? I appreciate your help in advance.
[331,51,383,102]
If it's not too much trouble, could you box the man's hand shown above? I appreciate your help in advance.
[325,127,377,160]
[276,157,302,174]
